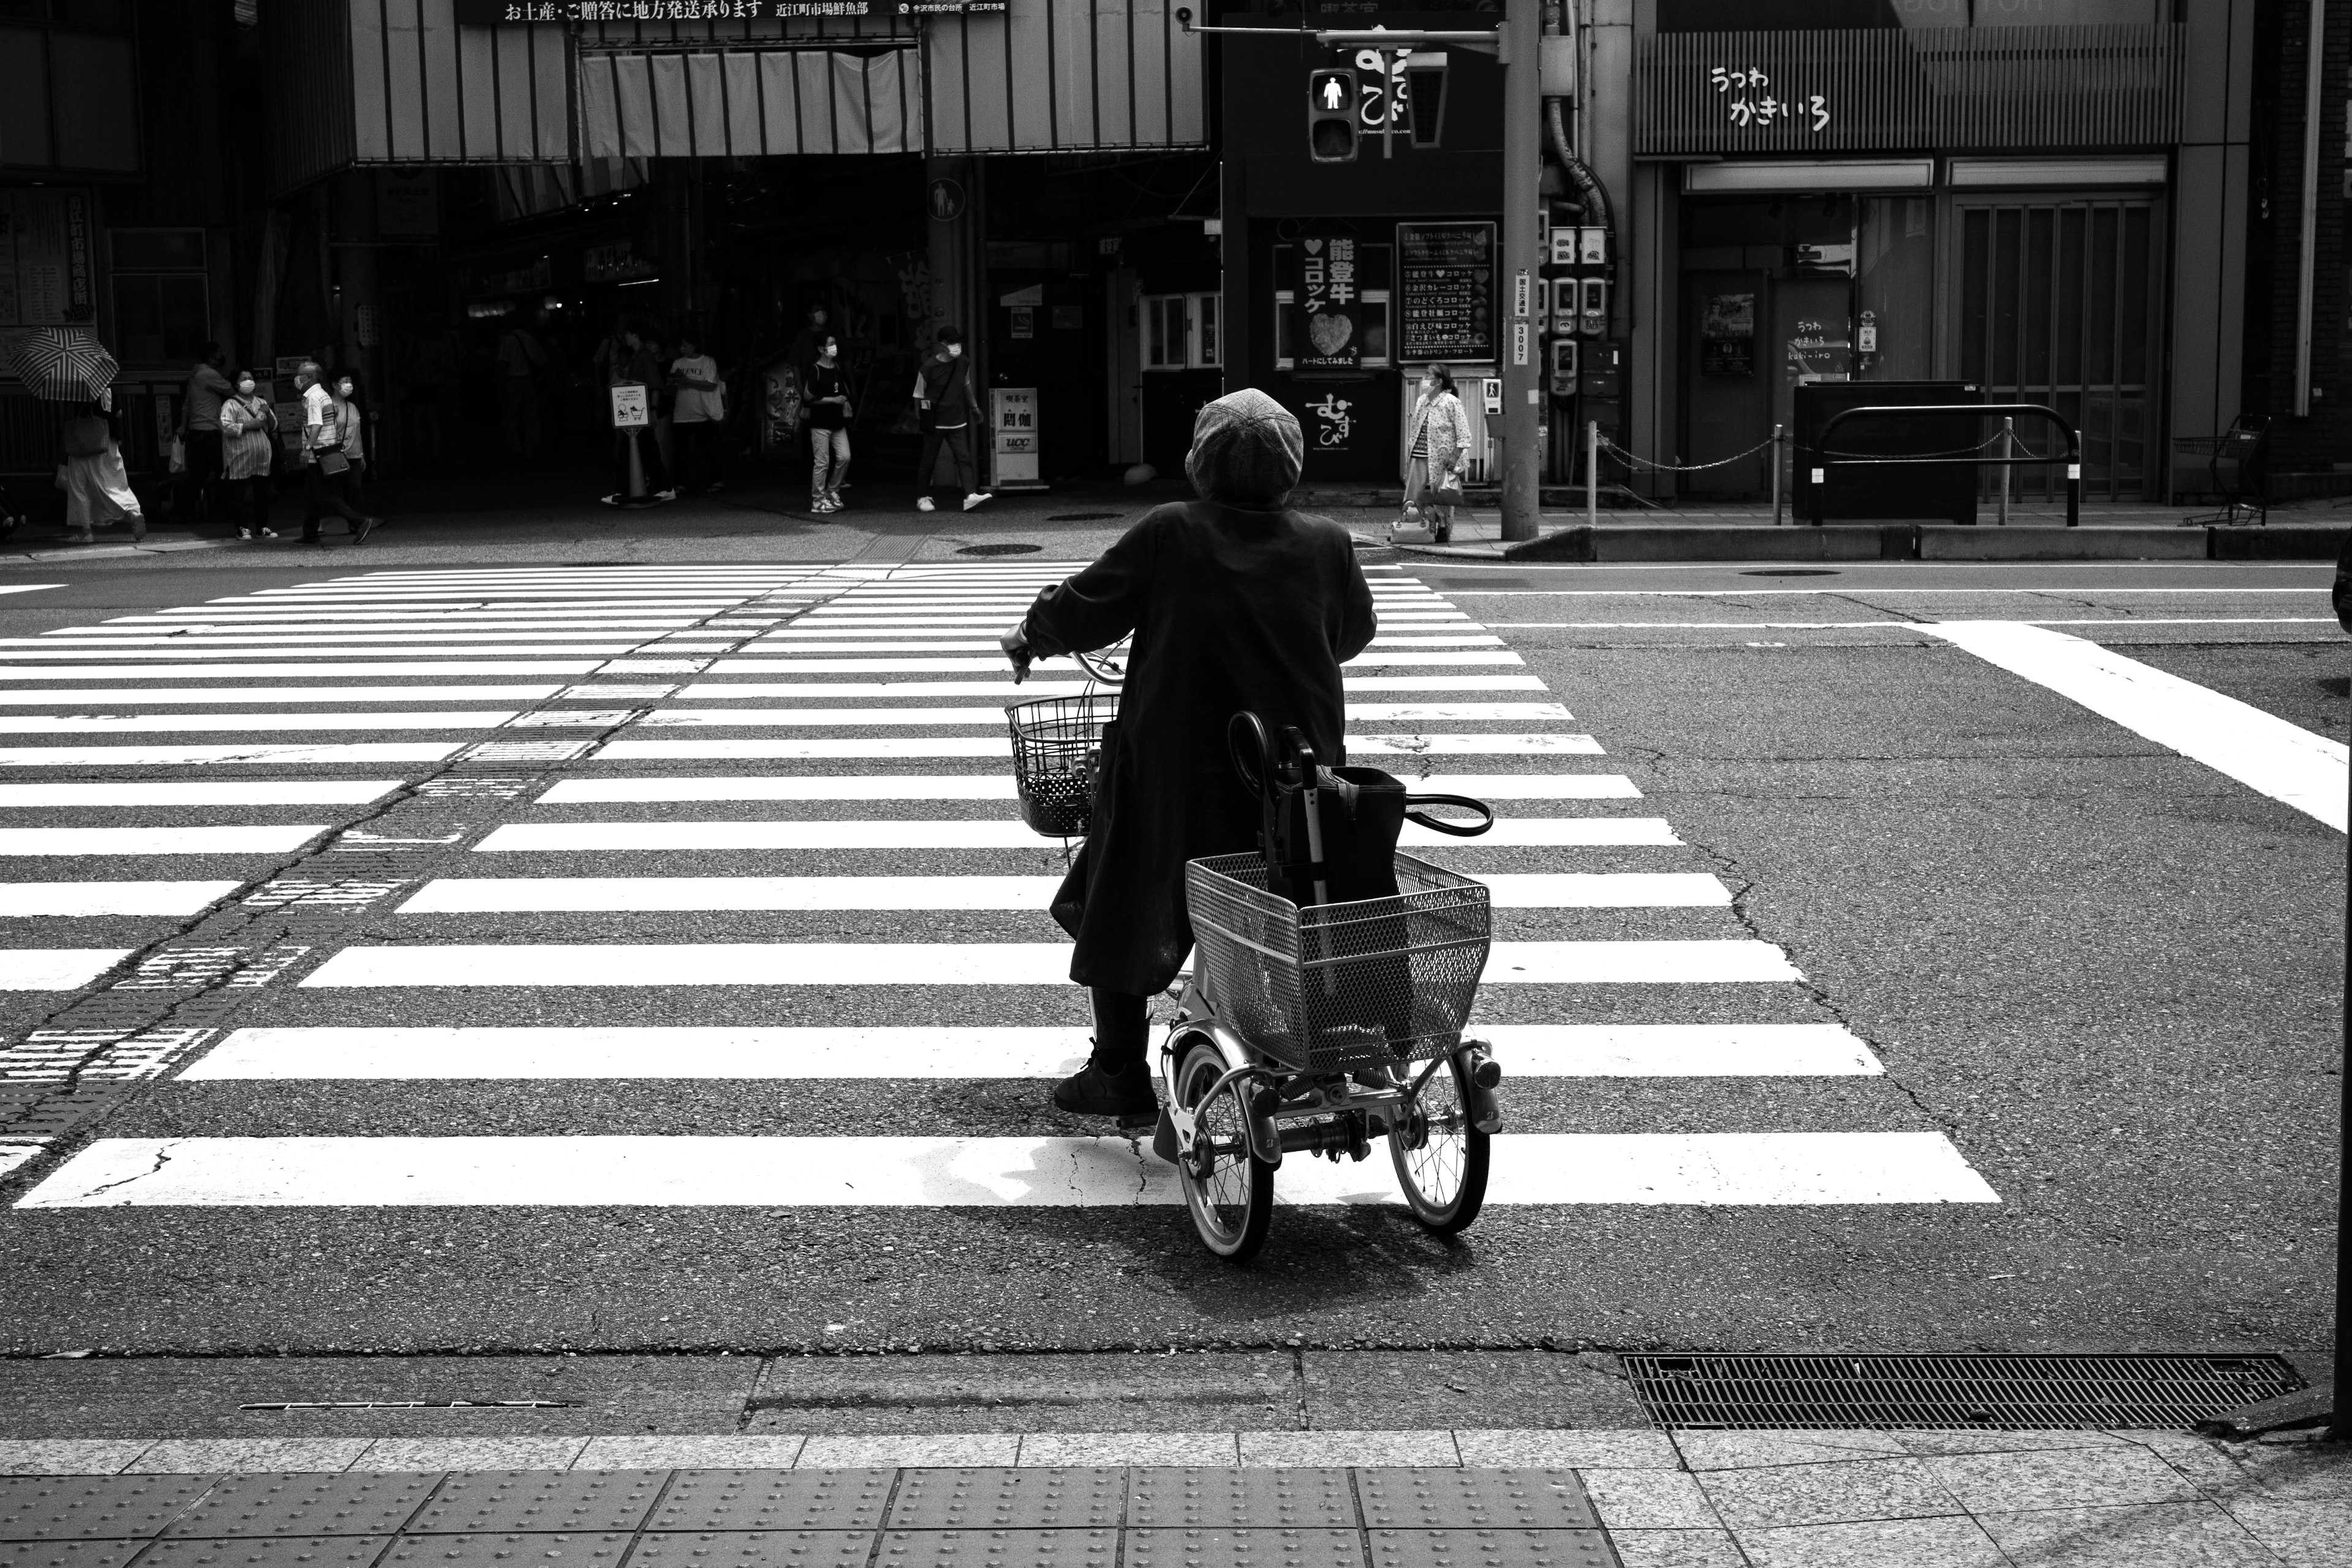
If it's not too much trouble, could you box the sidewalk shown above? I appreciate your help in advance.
[2,1427,2341,1566]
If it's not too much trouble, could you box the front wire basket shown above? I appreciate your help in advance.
[1186,851,1491,1072]
[1006,693,1117,837]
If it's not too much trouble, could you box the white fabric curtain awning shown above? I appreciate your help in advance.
[579,48,920,159]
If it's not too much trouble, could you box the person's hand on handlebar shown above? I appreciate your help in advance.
[1000,620,1033,684]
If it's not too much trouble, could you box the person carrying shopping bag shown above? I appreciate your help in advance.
[295,361,379,546]
[1398,363,1471,544]
[57,390,145,545]
[217,369,279,538]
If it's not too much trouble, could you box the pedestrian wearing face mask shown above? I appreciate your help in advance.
[217,368,279,539]
[295,361,380,546]
[805,334,852,513]
[912,325,988,514]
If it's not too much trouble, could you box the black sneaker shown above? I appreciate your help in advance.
[1053,1060,1159,1117]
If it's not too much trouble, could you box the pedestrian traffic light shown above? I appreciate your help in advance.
[1308,69,1359,162]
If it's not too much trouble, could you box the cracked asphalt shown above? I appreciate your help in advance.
[0,551,2339,1364]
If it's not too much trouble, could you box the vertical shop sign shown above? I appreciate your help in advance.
[1700,292,1755,377]
[1289,228,1362,372]
[1396,221,1495,363]
[991,387,1040,485]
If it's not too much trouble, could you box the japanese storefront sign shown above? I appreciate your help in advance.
[0,190,96,328]
[1395,221,1494,364]
[1709,66,1830,132]
[1289,228,1362,373]
[990,387,1039,484]
[457,1,865,20]
[1304,391,1354,452]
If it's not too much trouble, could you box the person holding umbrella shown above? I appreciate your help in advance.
[58,389,144,545]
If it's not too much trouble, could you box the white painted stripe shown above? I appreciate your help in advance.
[0,585,63,595]
[0,826,323,856]
[703,652,1528,671]
[0,782,401,806]
[631,703,1575,729]
[590,734,1605,761]
[0,713,518,734]
[1927,620,2350,831]
[398,870,1718,913]
[32,633,656,646]
[472,818,1676,852]
[671,676,1551,698]
[1479,1023,1882,1076]
[0,950,129,989]
[533,772,1636,804]
[0,646,635,658]
[540,775,1019,803]
[0,687,559,707]
[301,938,1793,987]
[185,1022,1874,1082]
[0,744,462,767]
[0,663,605,679]
[0,881,241,917]
[17,1132,1995,1207]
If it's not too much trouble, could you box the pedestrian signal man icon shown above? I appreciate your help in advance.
[1307,69,1359,162]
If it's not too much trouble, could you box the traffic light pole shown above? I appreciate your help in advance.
[1498,0,1542,543]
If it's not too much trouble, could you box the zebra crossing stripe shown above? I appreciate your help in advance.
[0,744,463,767]
[631,703,1575,728]
[396,872,1725,913]
[469,818,1681,851]
[0,826,326,856]
[703,652,1528,671]
[531,773,1638,804]
[589,734,1607,762]
[178,1021,1876,1081]
[0,714,520,734]
[0,881,241,917]
[14,1131,1996,1207]
[0,687,562,707]
[0,663,611,678]
[0,949,133,989]
[0,782,402,805]
[665,676,1551,698]
[298,938,1797,988]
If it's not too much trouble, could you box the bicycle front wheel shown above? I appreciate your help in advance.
[1172,1035,1273,1261]
[1390,1052,1490,1234]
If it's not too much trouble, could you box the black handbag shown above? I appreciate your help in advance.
[1227,712,1491,909]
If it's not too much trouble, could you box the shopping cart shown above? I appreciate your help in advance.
[1154,726,1501,1261]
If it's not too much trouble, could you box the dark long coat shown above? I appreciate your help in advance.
[1022,501,1378,996]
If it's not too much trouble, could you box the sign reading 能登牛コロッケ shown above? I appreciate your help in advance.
[1396,221,1494,364]
[1288,228,1363,373]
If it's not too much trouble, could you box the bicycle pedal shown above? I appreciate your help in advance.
[1115,1110,1158,1133]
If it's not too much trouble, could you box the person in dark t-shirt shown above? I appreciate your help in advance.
[805,334,851,513]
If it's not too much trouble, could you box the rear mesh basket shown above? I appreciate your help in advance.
[1186,851,1491,1072]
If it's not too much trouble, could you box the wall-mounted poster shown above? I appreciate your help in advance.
[0,190,97,328]
[1700,291,1755,377]
[1395,221,1494,363]
[1288,228,1362,373]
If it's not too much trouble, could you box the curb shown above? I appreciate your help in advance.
[0,537,246,565]
[1393,522,2351,565]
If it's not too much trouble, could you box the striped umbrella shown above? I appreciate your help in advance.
[1,325,118,403]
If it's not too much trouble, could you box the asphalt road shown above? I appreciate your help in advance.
[0,549,2337,1365]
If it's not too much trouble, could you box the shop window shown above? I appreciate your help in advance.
[108,228,209,368]
[1142,294,1219,371]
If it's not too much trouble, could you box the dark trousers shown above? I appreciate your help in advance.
[612,428,673,501]
[917,423,976,498]
[673,420,725,491]
[178,429,224,518]
[232,474,273,532]
[1090,989,1151,1072]
[302,463,366,539]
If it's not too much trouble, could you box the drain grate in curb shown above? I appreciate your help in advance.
[956,542,1043,556]
[1622,1353,2306,1430]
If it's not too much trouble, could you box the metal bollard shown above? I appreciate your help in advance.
[1998,417,2013,526]
[1586,421,1599,529]
[1770,424,1784,526]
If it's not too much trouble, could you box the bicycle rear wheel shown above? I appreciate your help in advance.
[1390,1052,1490,1234]
[1171,1035,1273,1261]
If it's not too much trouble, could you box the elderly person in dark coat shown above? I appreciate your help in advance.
[1001,389,1378,1116]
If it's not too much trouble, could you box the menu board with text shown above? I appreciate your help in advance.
[0,190,97,328]
[1395,221,1494,364]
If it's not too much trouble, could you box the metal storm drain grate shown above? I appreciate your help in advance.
[956,542,1044,555]
[1046,512,1121,522]
[1622,1353,2307,1430]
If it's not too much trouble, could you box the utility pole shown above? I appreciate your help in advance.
[1498,0,1542,543]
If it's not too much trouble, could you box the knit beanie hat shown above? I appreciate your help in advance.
[1184,388,1303,507]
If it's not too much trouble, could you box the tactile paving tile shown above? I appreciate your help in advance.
[161,1476,438,1540]
[870,1529,1115,1567]
[625,1532,876,1568]
[0,1478,217,1542]
[646,1472,892,1533]
[1123,1528,1370,1567]
[378,1534,633,1568]
[1366,1529,1616,1568]
[132,1537,396,1568]
[1354,1473,1597,1531]
[0,1542,147,1568]
[406,1474,666,1535]
[1128,1471,1360,1529]
[886,1471,1123,1530]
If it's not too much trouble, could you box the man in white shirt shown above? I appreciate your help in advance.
[294,361,377,546]
[668,329,726,494]
[496,320,547,458]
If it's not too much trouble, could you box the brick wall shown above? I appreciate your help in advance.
[2242,0,2351,470]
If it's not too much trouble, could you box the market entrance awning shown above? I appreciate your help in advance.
[579,47,919,159]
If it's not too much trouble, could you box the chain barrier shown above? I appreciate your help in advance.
[1596,434,1775,472]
